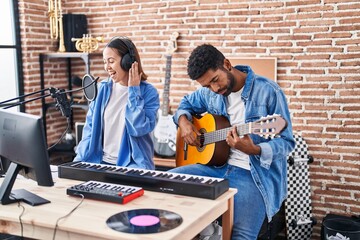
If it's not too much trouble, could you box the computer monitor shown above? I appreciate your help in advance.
[0,109,54,206]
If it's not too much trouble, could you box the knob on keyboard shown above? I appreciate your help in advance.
[67,180,144,204]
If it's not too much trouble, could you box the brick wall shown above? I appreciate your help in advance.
[18,0,360,238]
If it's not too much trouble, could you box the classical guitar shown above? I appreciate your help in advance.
[152,32,179,157]
[176,113,287,167]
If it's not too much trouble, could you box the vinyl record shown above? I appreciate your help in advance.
[106,208,183,234]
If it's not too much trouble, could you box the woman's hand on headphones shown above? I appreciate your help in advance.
[128,61,141,87]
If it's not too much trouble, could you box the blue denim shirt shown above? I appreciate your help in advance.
[173,65,295,220]
[74,78,160,170]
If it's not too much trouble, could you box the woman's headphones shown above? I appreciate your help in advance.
[107,36,135,71]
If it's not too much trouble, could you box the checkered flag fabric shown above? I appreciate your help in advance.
[285,135,313,240]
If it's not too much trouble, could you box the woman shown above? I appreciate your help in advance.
[74,37,160,170]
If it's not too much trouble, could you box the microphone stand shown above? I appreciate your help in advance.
[0,87,73,150]
[0,76,99,113]
[0,88,52,109]
[0,76,99,153]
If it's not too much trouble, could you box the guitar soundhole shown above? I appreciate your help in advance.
[196,128,206,152]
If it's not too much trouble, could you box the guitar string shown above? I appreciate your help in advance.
[201,123,250,145]
[161,55,172,114]
[196,116,281,146]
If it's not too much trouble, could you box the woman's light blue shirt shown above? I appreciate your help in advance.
[74,78,160,170]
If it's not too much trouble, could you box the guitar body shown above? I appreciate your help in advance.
[176,114,230,167]
[152,110,177,157]
[176,113,287,167]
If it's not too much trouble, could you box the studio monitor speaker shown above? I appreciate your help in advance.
[63,14,88,52]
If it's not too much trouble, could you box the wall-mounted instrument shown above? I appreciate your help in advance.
[71,34,104,53]
[48,0,66,52]
[152,32,180,157]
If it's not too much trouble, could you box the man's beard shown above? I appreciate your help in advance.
[222,71,235,97]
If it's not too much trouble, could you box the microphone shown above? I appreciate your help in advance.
[50,88,72,119]
[48,74,98,119]
[82,74,98,101]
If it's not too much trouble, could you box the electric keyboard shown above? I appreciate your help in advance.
[67,180,144,204]
[58,162,229,200]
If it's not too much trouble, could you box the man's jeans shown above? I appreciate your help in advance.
[169,164,266,240]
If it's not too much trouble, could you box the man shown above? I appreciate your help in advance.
[170,44,295,239]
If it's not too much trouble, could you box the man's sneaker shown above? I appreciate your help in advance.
[198,221,222,240]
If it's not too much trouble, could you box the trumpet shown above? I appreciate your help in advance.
[71,34,104,53]
[48,0,66,52]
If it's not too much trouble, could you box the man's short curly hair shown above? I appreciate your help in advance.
[187,44,225,80]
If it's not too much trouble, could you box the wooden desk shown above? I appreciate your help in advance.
[0,171,236,240]
[154,156,176,169]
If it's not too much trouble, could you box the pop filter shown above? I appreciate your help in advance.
[82,74,98,101]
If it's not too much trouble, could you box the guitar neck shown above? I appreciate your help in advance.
[161,55,172,116]
[201,123,251,145]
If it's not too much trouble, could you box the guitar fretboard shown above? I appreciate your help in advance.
[200,123,251,145]
[198,115,284,146]
[161,55,172,116]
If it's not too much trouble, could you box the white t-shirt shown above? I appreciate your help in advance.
[226,89,250,170]
[102,82,128,164]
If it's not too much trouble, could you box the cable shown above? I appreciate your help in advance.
[17,201,25,238]
[52,193,84,240]
[47,118,71,151]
